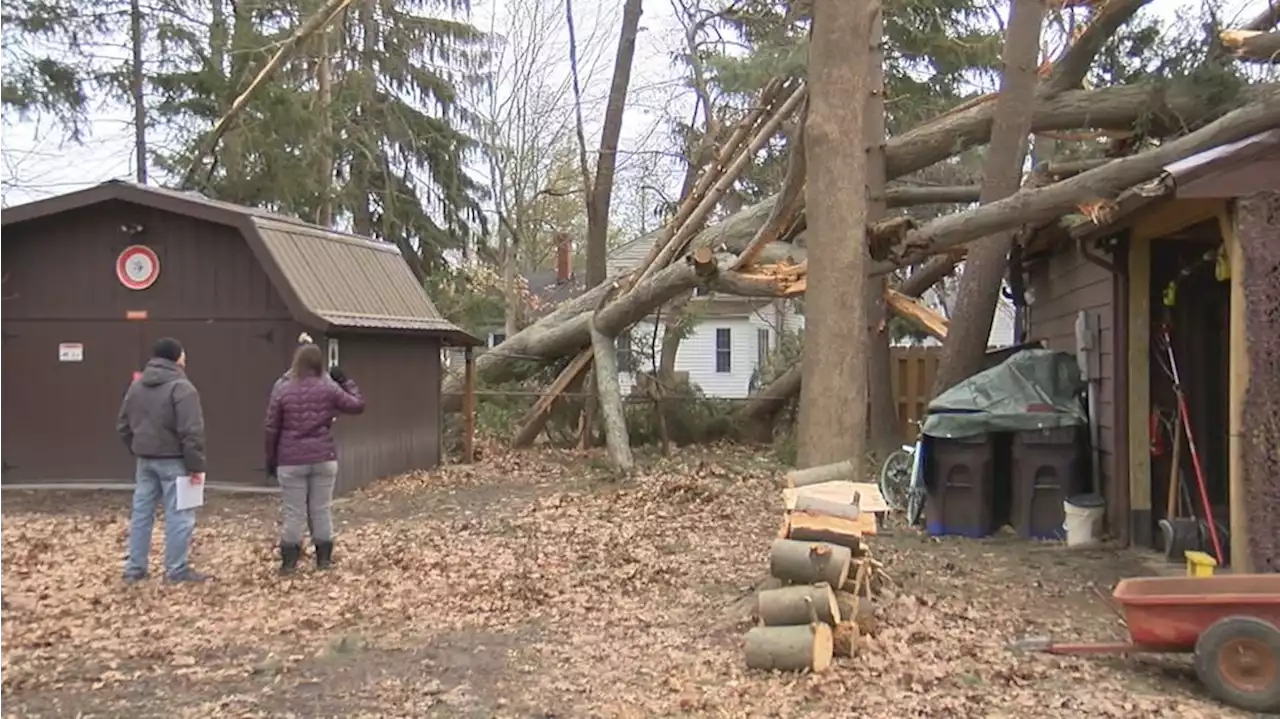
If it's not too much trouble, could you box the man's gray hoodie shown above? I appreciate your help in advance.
[117,358,207,473]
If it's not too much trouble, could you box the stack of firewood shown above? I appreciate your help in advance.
[745,461,892,673]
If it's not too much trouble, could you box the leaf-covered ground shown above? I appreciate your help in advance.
[0,445,1248,718]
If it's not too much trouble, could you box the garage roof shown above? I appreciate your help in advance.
[1,181,482,346]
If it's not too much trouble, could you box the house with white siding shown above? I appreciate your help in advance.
[607,237,806,399]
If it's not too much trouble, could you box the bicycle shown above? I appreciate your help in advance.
[878,420,927,527]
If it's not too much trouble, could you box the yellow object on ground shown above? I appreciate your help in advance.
[1185,550,1218,577]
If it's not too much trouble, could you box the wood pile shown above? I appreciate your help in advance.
[744,461,894,674]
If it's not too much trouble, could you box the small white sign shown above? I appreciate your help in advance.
[327,338,340,369]
[58,343,84,362]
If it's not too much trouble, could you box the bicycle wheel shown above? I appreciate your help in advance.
[878,449,914,512]
[906,489,926,527]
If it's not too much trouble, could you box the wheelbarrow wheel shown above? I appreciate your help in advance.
[1193,615,1280,713]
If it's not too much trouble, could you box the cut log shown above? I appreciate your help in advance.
[835,591,880,636]
[832,620,860,658]
[769,538,852,588]
[784,481,888,513]
[744,623,834,673]
[785,509,866,550]
[757,583,841,626]
[794,495,860,519]
[785,460,857,487]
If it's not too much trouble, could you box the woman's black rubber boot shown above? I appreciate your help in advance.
[314,541,334,570]
[279,543,302,575]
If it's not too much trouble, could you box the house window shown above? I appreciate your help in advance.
[757,328,769,368]
[715,328,732,373]
[488,332,506,348]
[694,286,711,297]
[618,330,635,372]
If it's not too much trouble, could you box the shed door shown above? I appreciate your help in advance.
[142,321,292,486]
[2,321,143,483]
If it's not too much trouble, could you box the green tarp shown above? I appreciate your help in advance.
[921,348,1088,439]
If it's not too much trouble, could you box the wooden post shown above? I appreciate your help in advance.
[1126,235,1152,547]
[463,346,476,464]
[1222,204,1251,572]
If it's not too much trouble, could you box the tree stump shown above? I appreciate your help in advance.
[745,624,834,673]
[769,538,852,588]
[758,583,841,626]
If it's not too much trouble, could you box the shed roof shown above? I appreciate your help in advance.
[1,181,481,346]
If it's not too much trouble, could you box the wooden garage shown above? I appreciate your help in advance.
[1,180,479,494]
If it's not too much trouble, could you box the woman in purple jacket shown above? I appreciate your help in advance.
[264,343,364,573]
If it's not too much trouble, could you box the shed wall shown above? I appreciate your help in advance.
[1025,243,1123,538]
[328,333,442,494]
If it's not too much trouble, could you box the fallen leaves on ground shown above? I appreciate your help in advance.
[0,445,1248,718]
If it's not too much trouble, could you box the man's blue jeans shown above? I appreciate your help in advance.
[124,458,196,580]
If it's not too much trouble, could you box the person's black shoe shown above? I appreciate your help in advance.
[314,541,334,570]
[164,568,211,583]
[123,571,148,584]
[279,543,302,575]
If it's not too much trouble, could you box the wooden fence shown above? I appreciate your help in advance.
[889,346,941,443]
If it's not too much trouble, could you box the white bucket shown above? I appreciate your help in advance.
[1063,495,1106,547]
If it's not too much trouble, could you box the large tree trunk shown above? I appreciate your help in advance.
[589,298,635,471]
[929,0,1045,397]
[796,0,874,468]
[585,0,644,286]
[441,82,1279,414]
[862,6,899,462]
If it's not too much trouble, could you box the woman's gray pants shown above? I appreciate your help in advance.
[277,461,338,545]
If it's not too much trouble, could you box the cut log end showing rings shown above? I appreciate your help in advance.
[1193,615,1280,713]
[116,245,160,291]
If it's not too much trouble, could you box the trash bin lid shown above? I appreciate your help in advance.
[1066,493,1105,509]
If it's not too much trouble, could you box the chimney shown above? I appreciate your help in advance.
[555,232,572,282]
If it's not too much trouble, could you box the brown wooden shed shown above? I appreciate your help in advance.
[1,180,480,494]
[1020,130,1280,573]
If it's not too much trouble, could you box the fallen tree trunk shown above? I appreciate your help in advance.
[588,287,634,471]
[443,82,1279,413]
[744,623,834,673]
[769,538,852,588]
[758,583,841,626]
[873,97,1280,271]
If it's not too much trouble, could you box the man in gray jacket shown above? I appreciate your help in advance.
[117,337,209,583]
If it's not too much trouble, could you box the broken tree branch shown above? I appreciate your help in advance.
[180,0,354,188]
[1220,29,1280,63]
[872,98,1280,272]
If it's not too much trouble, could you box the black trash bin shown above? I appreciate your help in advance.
[925,434,996,538]
[1010,426,1085,539]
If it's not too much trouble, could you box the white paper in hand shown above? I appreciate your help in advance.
[175,475,205,511]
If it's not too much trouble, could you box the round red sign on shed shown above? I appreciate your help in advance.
[116,245,160,290]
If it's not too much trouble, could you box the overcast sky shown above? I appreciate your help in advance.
[0,0,1271,209]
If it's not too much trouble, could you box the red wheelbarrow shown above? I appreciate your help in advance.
[1011,574,1280,712]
